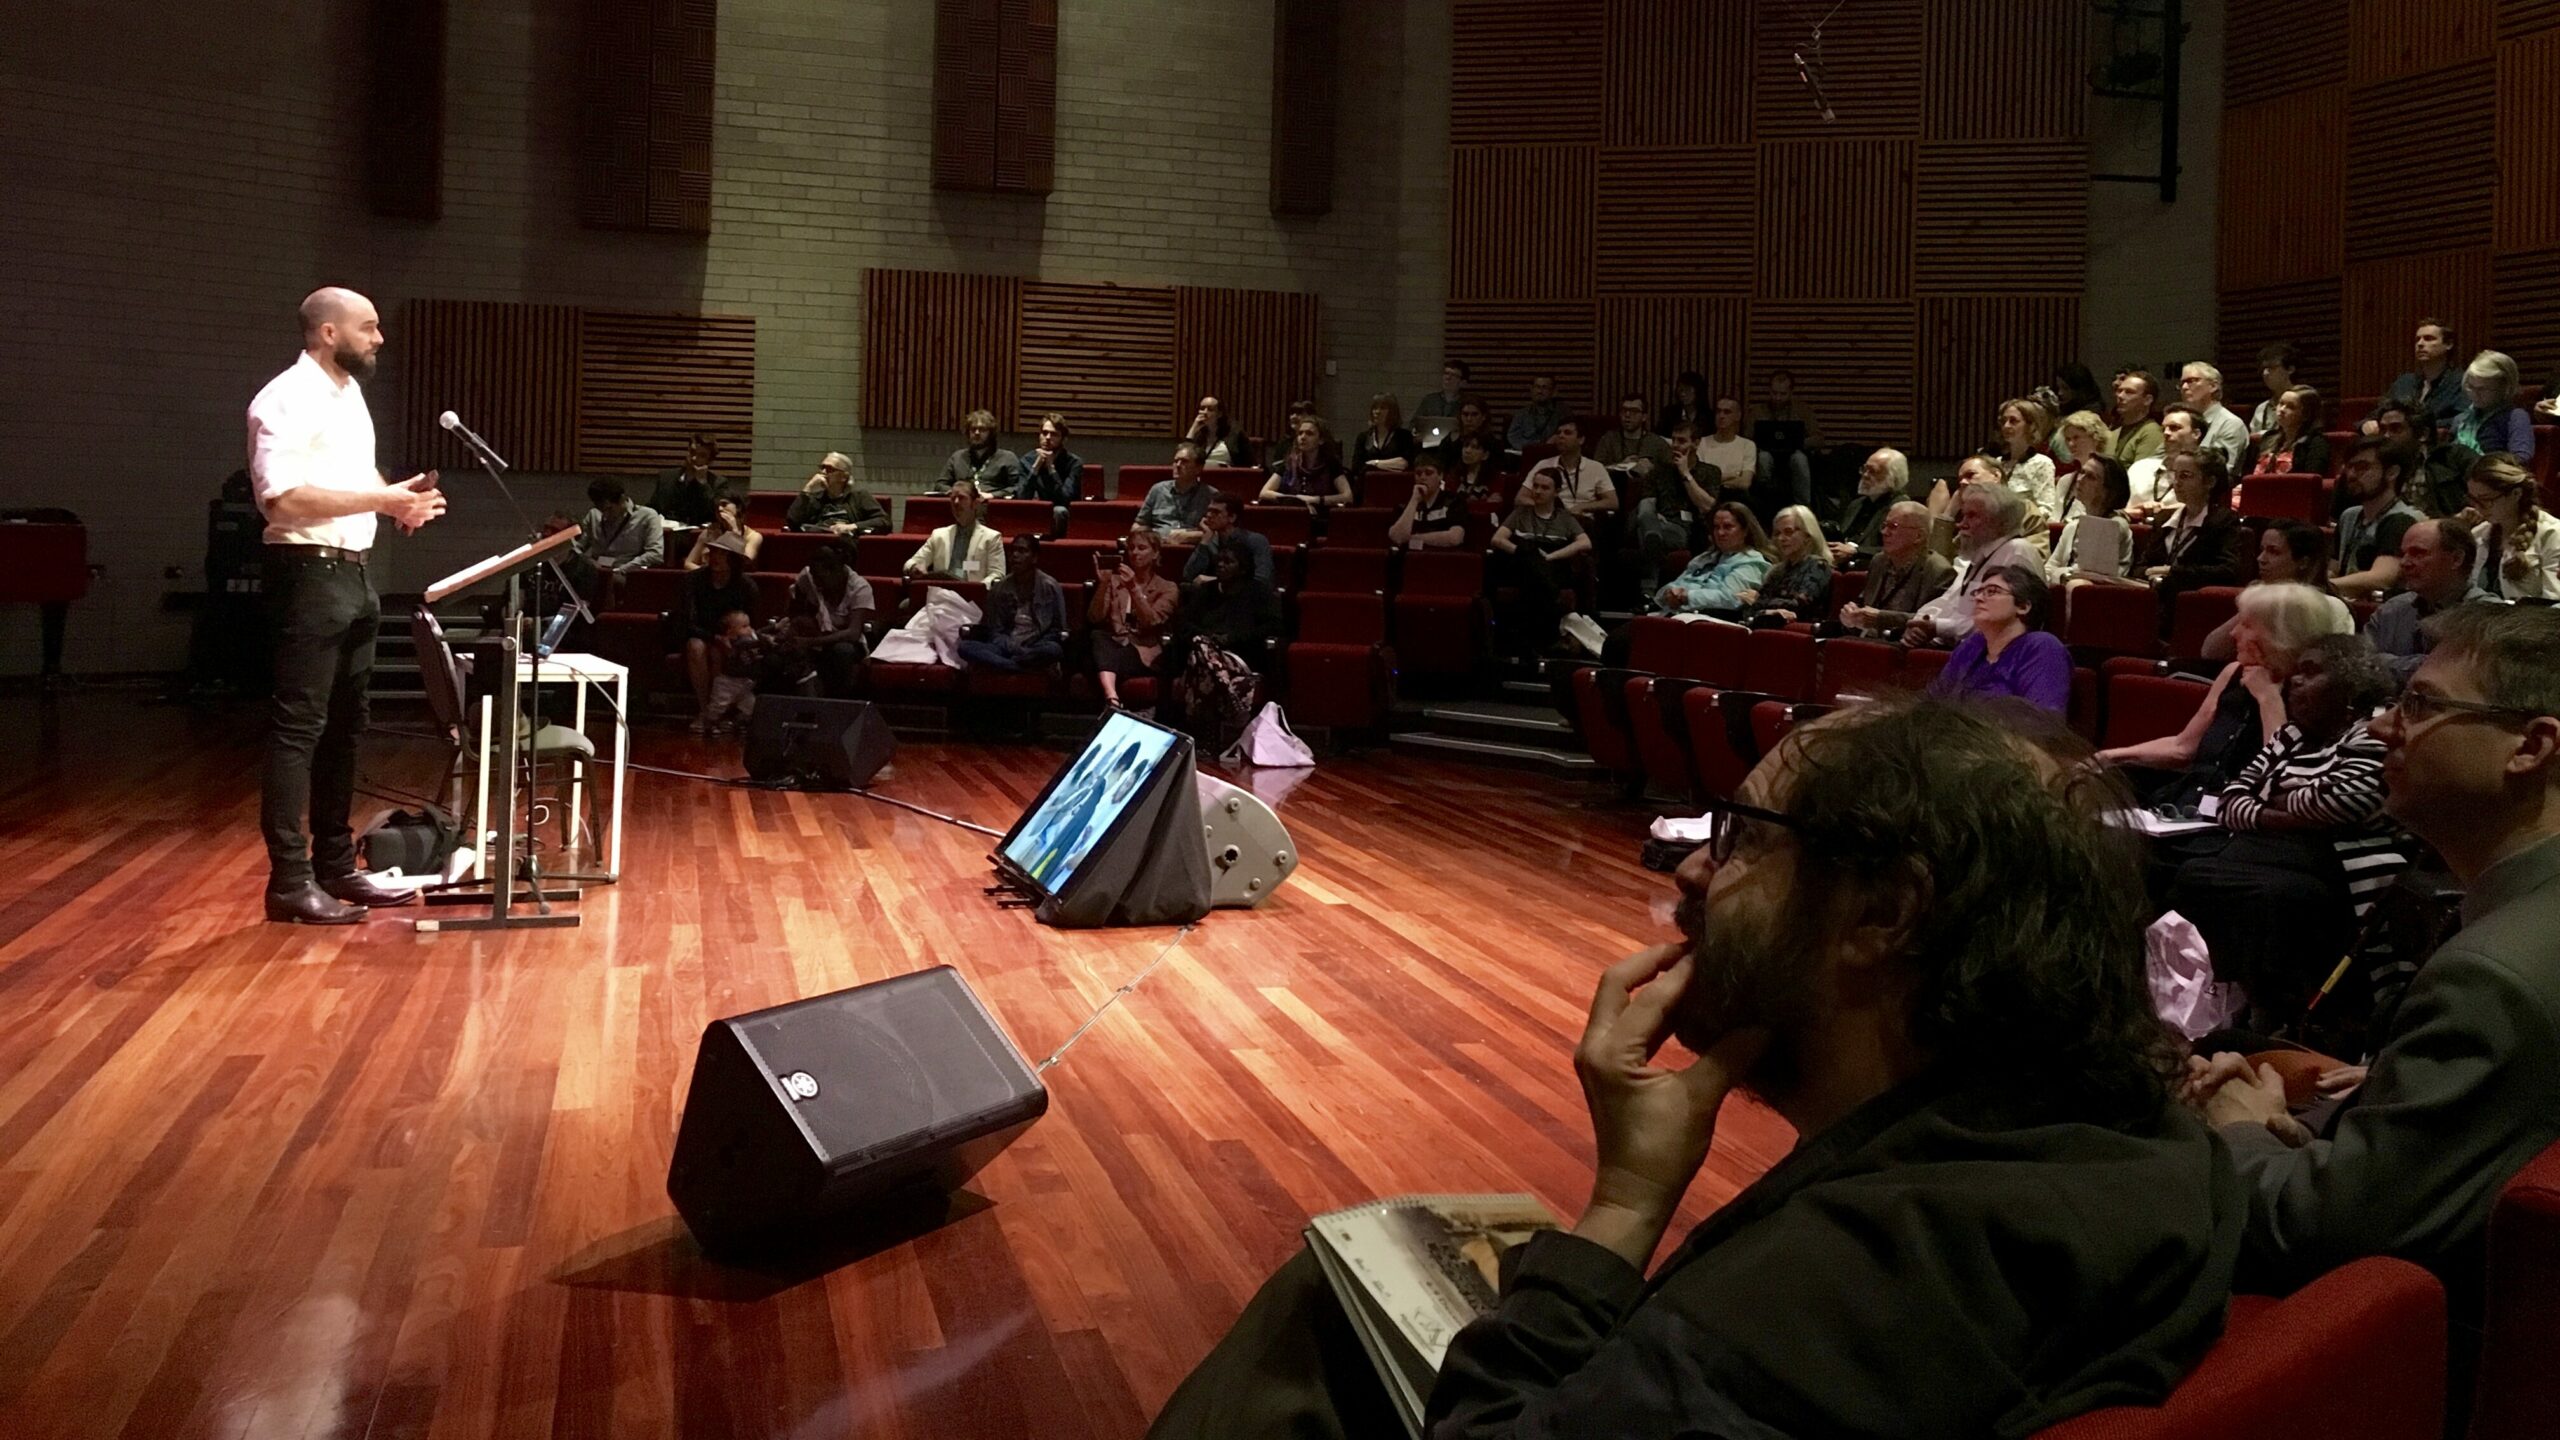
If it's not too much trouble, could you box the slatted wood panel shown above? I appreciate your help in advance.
[363,0,444,221]
[1450,0,1605,146]
[861,270,1022,433]
[396,301,583,472]
[2506,0,2560,36]
[2344,59,2496,261]
[1916,297,2081,458]
[1270,0,1340,216]
[1747,302,1919,443]
[2342,250,2494,395]
[579,0,715,234]
[1449,147,1595,301]
[1756,142,1914,300]
[2217,88,2350,290]
[2217,278,2346,402]
[2225,0,2350,101]
[1019,281,1179,437]
[932,0,1056,194]
[1914,142,2088,293]
[575,310,756,474]
[2493,248,2560,391]
[1921,0,2087,139]
[1595,298,1748,415]
[1173,288,1323,442]
[1601,0,1752,147]
[1592,147,1754,296]
[2497,30,2560,252]
[1751,0,1925,140]
[2347,0,2496,85]
[1443,300,1599,415]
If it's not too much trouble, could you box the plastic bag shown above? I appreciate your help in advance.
[2146,909,2245,1040]
[1221,701,1315,768]
[871,587,981,667]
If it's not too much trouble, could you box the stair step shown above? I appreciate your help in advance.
[1389,731,1602,775]
[1415,703,1572,737]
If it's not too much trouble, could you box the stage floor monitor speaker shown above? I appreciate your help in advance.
[1196,772,1298,907]
[744,696,895,790]
[667,966,1047,1257]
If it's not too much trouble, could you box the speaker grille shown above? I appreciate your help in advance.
[737,973,1036,1169]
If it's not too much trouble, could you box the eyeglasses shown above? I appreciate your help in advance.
[1973,583,2015,599]
[1703,794,1805,864]
[2386,688,2550,726]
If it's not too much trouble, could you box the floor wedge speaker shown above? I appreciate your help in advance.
[743,696,895,790]
[667,966,1047,1257]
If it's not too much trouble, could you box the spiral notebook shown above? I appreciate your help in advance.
[1302,1193,1561,1439]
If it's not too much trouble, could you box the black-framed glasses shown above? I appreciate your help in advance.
[1703,795,1804,863]
[2386,688,2550,726]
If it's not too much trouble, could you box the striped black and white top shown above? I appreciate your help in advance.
[2217,718,2410,917]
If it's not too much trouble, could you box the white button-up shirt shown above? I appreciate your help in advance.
[246,351,382,549]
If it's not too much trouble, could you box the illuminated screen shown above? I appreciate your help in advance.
[996,711,1181,896]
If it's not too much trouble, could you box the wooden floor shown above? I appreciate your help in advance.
[0,693,1793,1440]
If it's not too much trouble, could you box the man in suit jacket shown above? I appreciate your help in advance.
[903,482,1008,584]
[2195,604,2560,1351]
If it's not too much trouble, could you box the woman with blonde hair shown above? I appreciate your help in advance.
[1741,504,1835,623]
[2463,453,2560,599]
[2056,409,2115,474]
[1997,397,2061,528]
[2454,350,2535,462]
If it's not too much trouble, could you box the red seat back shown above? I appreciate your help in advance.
[1206,467,1262,501]
[1293,591,1386,645]
[1623,615,1690,674]
[2235,472,2327,523]
[2471,1133,2560,1437]
[741,491,797,532]
[1904,646,1952,687]
[616,567,686,616]
[1401,550,1485,597]
[2102,671,2210,749]
[2064,582,2163,657]
[903,496,953,534]
[1251,506,1316,548]
[1119,464,1171,500]
[1300,547,1391,595]
[2168,586,2243,661]
[986,499,1051,533]
[1360,470,1415,509]
[756,531,828,576]
[1679,686,1751,800]
[1666,618,1752,684]
[1817,637,1903,702]
[1064,500,1142,540]
[1748,699,1797,757]
[1741,627,1818,700]
[1324,508,1398,547]
[853,534,924,574]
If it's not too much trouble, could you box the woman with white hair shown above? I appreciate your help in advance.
[1740,505,1836,624]
[1904,481,2040,647]
[2453,350,2535,463]
[2094,581,2355,806]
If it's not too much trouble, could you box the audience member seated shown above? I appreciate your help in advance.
[1182,492,1274,588]
[1448,434,1508,507]
[941,408,1021,495]
[903,481,1007,584]
[1437,394,1509,471]
[2332,438,2428,602]
[2369,519,2491,684]
[1995,397,2062,529]
[785,540,873,697]
[2178,361,2253,472]
[1924,564,2070,712]
[2452,348,2536,464]
[1923,452,2008,533]
[1351,393,1419,473]
[1183,394,1254,468]
[2361,317,2464,435]
[1412,358,1469,423]
[1837,501,1951,637]
[2050,455,2135,584]
[1595,393,1674,506]
[1165,545,1281,751]
[1655,370,1709,438]
[568,476,664,608]
[1748,369,1823,510]
[955,534,1067,676]
[1693,395,1758,496]
[1654,502,1770,618]
[2050,360,2104,427]
[2202,521,2346,661]
[2246,343,2301,447]
[698,609,762,734]
[1740,505,1833,625]
[1525,418,1608,517]
[2129,403,2204,513]
[1631,423,1713,593]
[681,494,763,569]
[1149,700,2242,1440]
[682,534,760,725]
[1009,412,1082,530]
[647,431,728,530]
[2166,634,2405,1030]
[787,451,890,536]
[2249,385,2330,475]
[1137,443,1215,543]
[1826,447,1909,567]
[2094,582,2352,807]
[1388,454,1468,550]
[2057,408,2113,472]
[1087,530,1177,708]
[2134,449,2248,613]
[1489,468,1599,657]
[2371,401,2473,516]
[1506,372,1566,448]
[2108,367,2165,466]
[1260,417,1354,511]
[2465,453,2560,600]
[2187,605,2560,1377]
[1906,483,2040,648]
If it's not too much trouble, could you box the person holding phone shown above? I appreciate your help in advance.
[1090,530,1178,707]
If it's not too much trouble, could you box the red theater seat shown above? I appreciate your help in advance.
[1681,688,1770,801]
[2068,666,2098,740]
[2235,472,2327,522]
[1300,547,1390,595]
[2168,586,2242,661]
[742,492,798,531]
[2101,670,2210,749]
[1064,500,1142,540]
[1118,464,1171,500]
[1816,637,1903,702]
[1079,466,1110,501]
[1629,677,1709,797]
[853,534,924,575]
[1392,551,1487,677]
[1284,592,1393,731]
[1206,467,1262,501]
[1360,470,1415,509]
[1740,626,1818,700]
[1324,508,1398,547]
[2473,1134,2560,1437]
[986,499,1052,535]
[750,571,794,619]
[1903,646,1952,687]
[903,496,952,534]
[755,530,828,576]
[616,567,686,618]
[1571,665,1644,783]
[2065,582,2163,658]
[1249,506,1316,548]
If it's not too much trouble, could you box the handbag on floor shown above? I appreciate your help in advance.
[1222,701,1315,768]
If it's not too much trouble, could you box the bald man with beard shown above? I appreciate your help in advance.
[245,286,448,924]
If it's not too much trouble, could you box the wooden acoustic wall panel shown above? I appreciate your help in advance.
[1595,298,1747,414]
[1751,0,1924,140]
[1270,0,1340,216]
[1602,0,1752,147]
[1173,288,1322,441]
[1451,0,1604,146]
[2344,59,2495,261]
[1921,0,2087,139]
[364,0,445,221]
[1443,301,1598,414]
[2507,0,2560,37]
[2493,249,2560,393]
[1757,142,1913,300]
[932,0,1055,194]
[579,0,715,233]
[2217,89,2348,290]
[2225,0,2349,102]
[1018,281,1177,437]
[1914,142,2087,294]
[1747,302,1917,443]
[2347,0,2495,86]
[1449,147,1596,301]
[1916,298,2080,459]
[1593,148,1754,296]
[2342,250,2492,395]
[861,270,1022,432]
[2498,30,2560,251]
[397,301,582,473]
[575,310,755,474]
[2217,279,2345,402]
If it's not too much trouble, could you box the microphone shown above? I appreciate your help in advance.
[438,410,510,472]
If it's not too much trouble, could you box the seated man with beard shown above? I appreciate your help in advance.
[1148,699,2243,1440]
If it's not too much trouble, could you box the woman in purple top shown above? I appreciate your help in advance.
[1258,417,1353,511]
[1925,563,2072,713]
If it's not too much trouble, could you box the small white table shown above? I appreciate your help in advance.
[471,651,628,882]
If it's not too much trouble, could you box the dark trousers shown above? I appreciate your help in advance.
[956,634,1064,672]
[2169,832,2353,1024]
[262,551,379,889]
[1147,1249,1400,1440]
